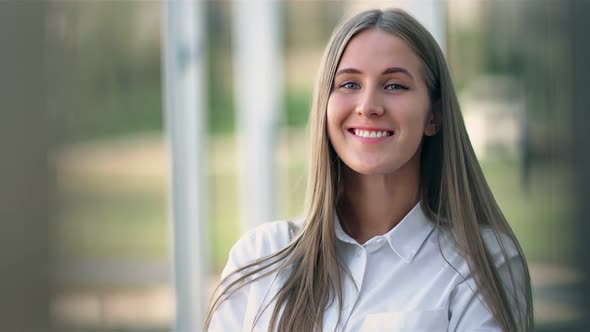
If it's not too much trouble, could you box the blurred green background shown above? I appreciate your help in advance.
[46,1,577,330]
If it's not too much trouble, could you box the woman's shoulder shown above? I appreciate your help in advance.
[434,225,523,273]
[221,218,302,278]
[238,219,301,253]
[480,226,522,262]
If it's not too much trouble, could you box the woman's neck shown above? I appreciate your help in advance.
[339,165,420,244]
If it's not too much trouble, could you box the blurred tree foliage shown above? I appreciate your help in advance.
[207,1,235,134]
[47,1,342,144]
[447,1,570,163]
[47,1,162,145]
[481,1,570,162]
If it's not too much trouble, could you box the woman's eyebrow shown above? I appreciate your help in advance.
[335,67,414,81]
[335,68,362,76]
[382,67,414,81]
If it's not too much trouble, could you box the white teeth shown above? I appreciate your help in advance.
[353,129,391,138]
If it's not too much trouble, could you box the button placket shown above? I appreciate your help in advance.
[350,245,366,282]
[339,245,367,331]
[325,244,356,332]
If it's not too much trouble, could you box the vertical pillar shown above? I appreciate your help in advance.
[162,1,208,331]
[233,0,282,232]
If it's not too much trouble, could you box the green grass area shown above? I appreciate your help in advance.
[55,173,169,261]
[55,133,309,273]
[55,135,573,275]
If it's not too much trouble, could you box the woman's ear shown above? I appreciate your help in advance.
[424,100,442,136]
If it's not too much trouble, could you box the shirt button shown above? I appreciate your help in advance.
[354,248,361,257]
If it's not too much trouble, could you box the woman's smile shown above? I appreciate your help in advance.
[348,127,394,142]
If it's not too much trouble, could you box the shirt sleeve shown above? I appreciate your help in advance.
[207,229,259,332]
[207,221,296,332]
[448,232,528,331]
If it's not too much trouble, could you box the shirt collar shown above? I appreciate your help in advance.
[334,202,435,263]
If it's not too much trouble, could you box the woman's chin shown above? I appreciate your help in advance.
[346,163,396,176]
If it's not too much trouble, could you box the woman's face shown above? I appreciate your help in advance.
[327,28,437,176]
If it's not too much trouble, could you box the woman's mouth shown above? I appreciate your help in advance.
[349,128,394,138]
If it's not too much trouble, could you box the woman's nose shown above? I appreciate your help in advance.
[355,88,385,117]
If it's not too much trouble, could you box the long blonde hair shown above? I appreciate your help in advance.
[204,8,533,331]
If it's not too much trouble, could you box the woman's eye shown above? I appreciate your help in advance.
[341,82,360,89]
[385,83,407,91]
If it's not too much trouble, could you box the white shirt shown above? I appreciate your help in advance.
[209,203,525,331]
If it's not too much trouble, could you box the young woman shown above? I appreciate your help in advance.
[205,8,533,332]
